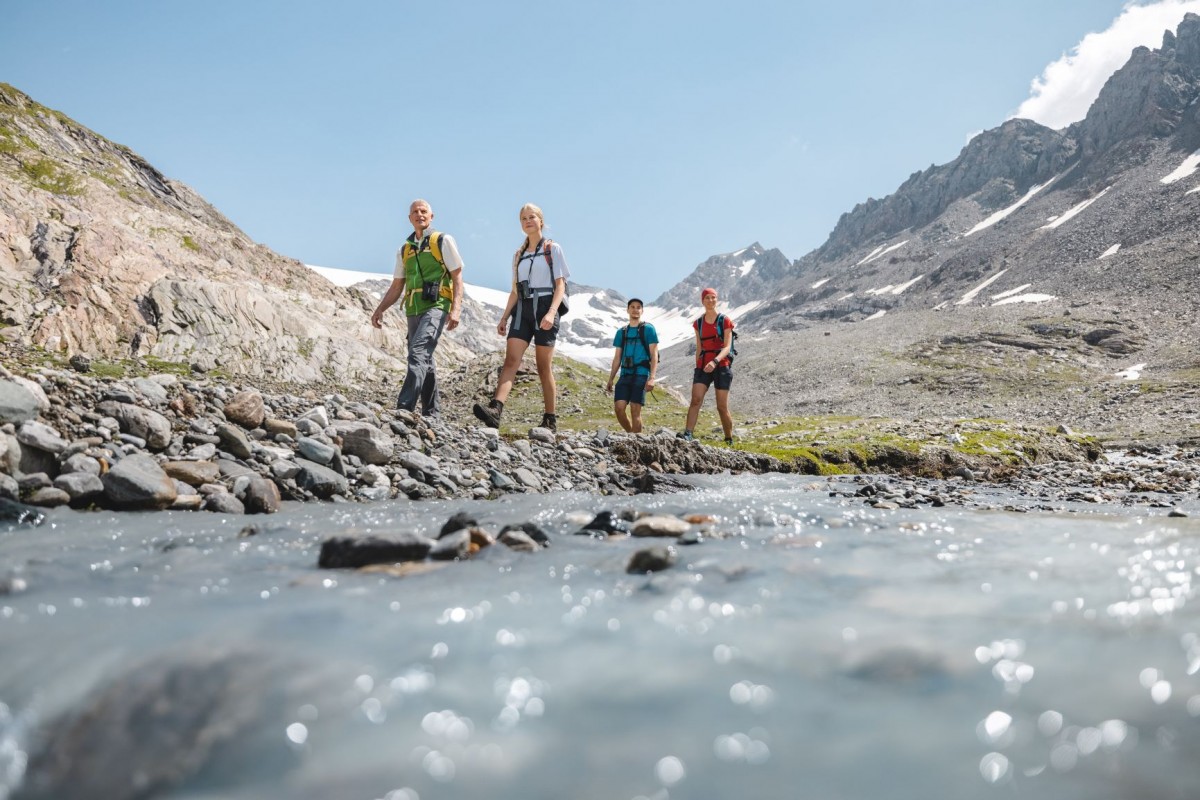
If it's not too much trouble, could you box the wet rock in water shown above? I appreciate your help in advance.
[53,473,105,508]
[0,497,45,526]
[627,545,676,573]
[14,647,290,800]
[222,390,265,429]
[25,486,70,508]
[0,575,28,595]
[499,521,550,546]
[468,527,496,551]
[439,511,478,537]
[1168,508,1188,517]
[632,515,691,538]
[498,529,539,552]
[578,510,628,535]
[318,534,434,568]
[102,454,178,510]
[843,646,952,692]
[243,476,281,514]
[430,529,471,560]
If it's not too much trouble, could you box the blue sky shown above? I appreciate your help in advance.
[3,1,1194,299]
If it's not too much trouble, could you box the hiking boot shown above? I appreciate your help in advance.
[472,401,502,429]
[677,430,694,442]
[724,437,735,447]
[541,413,557,432]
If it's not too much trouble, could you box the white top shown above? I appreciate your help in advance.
[514,241,571,290]
[392,231,464,280]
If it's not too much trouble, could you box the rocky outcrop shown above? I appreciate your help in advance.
[0,83,474,388]
[1072,14,1200,161]
[817,120,1077,261]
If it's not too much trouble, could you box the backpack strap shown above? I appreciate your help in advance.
[428,232,445,269]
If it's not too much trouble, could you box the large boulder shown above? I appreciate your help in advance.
[329,421,393,465]
[102,454,177,510]
[0,380,40,425]
[223,390,265,429]
[96,401,173,451]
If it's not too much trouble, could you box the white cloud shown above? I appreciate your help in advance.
[1013,1,1200,129]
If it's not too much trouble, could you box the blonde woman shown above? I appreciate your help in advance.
[473,203,570,431]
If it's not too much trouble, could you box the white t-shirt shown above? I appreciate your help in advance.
[392,232,465,280]
[514,241,570,291]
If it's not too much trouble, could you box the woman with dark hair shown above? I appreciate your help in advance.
[473,203,570,432]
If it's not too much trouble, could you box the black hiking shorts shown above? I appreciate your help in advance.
[508,296,559,347]
[692,365,733,391]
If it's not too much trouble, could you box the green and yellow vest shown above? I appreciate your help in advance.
[401,230,455,316]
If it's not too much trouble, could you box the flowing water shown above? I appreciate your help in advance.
[1,473,1199,800]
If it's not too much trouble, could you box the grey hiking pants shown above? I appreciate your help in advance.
[396,308,447,415]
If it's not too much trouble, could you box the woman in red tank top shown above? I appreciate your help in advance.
[680,287,735,445]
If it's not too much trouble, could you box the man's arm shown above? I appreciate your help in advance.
[447,268,464,330]
[371,278,406,328]
[606,346,621,393]
[646,343,658,390]
[440,234,466,331]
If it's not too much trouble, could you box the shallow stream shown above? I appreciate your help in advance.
[2,473,1198,799]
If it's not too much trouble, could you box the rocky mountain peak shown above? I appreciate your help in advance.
[1072,12,1200,162]
[652,242,790,310]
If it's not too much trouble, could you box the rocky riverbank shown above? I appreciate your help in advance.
[0,361,784,515]
[3,353,1194,524]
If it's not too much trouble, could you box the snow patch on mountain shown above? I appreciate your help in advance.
[1040,188,1110,230]
[857,240,909,266]
[991,284,1032,300]
[991,293,1056,307]
[308,264,392,288]
[965,180,1051,236]
[1161,150,1200,184]
[956,270,1008,305]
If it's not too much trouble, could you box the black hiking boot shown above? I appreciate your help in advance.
[472,400,503,429]
[541,413,557,432]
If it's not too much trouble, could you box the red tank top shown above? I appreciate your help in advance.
[694,315,734,368]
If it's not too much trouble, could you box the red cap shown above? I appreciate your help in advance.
[701,287,718,299]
